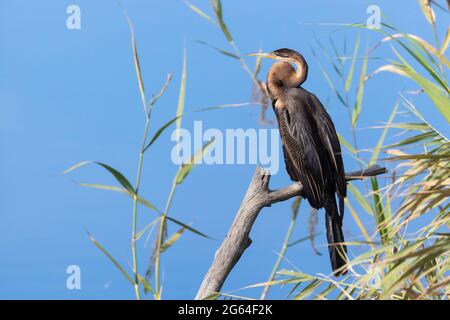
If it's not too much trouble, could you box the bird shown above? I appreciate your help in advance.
[248,48,348,275]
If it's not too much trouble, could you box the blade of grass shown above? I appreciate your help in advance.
[160,225,188,253]
[195,40,240,59]
[441,27,450,53]
[293,279,322,300]
[345,199,373,248]
[351,48,368,127]
[125,14,147,113]
[138,274,155,295]
[392,47,450,121]
[176,49,187,132]
[175,139,215,184]
[210,0,233,43]
[345,34,360,92]
[418,0,435,24]
[63,161,135,195]
[348,184,374,215]
[371,177,391,245]
[79,183,160,212]
[369,101,399,165]
[183,0,217,26]
[377,33,450,68]
[136,216,161,241]
[144,116,182,151]
[165,216,211,239]
[338,133,357,154]
[88,232,134,285]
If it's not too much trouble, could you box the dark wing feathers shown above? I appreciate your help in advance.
[274,88,346,210]
[281,144,299,181]
[308,93,347,198]
[277,102,326,209]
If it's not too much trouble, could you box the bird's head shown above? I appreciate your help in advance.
[247,48,306,66]
[247,48,308,87]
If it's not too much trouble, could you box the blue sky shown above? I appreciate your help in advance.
[0,0,448,299]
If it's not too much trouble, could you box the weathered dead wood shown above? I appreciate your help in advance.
[195,165,387,300]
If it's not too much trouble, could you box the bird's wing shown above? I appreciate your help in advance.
[307,93,347,199]
[275,100,327,209]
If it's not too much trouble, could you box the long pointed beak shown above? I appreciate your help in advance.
[246,52,278,60]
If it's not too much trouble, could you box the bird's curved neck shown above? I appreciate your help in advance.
[267,60,308,100]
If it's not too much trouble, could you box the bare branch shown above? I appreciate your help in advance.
[195,164,386,300]
[345,164,387,181]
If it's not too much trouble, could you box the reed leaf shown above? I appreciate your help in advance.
[87,232,134,285]
[63,161,135,195]
[351,50,368,126]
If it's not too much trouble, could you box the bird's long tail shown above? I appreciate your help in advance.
[325,195,348,276]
